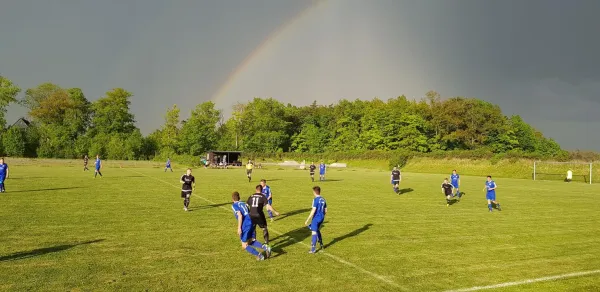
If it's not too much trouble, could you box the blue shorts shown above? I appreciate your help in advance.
[309,218,324,232]
[486,192,496,201]
[240,224,256,242]
[320,172,325,176]
[267,199,273,205]
[452,183,459,189]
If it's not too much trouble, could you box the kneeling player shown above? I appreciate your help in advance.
[305,186,327,253]
[247,185,279,247]
[180,168,195,211]
[441,178,455,206]
[484,175,502,212]
[231,191,270,260]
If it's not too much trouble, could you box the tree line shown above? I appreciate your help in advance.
[0,76,565,161]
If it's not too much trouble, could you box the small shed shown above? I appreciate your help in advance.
[206,151,242,166]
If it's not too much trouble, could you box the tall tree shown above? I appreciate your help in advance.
[0,76,21,129]
[90,88,136,135]
[179,101,222,155]
[159,104,180,155]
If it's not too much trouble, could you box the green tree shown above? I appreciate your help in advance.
[159,104,180,155]
[0,76,21,128]
[2,126,26,156]
[20,82,61,110]
[179,101,221,155]
[90,88,136,135]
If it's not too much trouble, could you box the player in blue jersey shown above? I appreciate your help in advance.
[0,158,9,193]
[484,176,502,212]
[231,191,270,260]
[260,179,277,222]
[305,186,327,253]
[94,154,103,178]
[451,170,461,198]
[165,158,173,172]
[319,161,326,181]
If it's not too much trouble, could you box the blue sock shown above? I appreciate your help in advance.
[488,203,493,211]
[317,230,323,245]
[311,234,317,251]
[251,240,264,249]
[245,246,259,256]
[268,210,273,218]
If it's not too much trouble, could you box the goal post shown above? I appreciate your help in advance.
[533,161,593,184]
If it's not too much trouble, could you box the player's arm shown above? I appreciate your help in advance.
[236,211,243,235]
[5,166,8,179]
[180,175,185,184]
[266,190,272,201]
[490,183,497,191]
[192,179,196,191]
[305,207,316,226]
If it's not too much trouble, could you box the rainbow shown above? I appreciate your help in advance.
[210,0,328,103]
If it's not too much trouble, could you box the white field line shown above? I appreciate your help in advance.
[443,269,600,292]
[125,169,401,289]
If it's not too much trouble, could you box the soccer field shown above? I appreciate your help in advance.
[1,165,599,291]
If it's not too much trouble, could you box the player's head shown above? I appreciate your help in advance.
[0,158,3,164]
[231,191,240,202]
[96,154,99,158]
[393,166,397,170]
[313,186,321,196]
[260,179,266,186]
[255,185,263,192]
[452,169,457,174]
[487,175,492,181]
[186,168,192,175]
[444,178,449,183]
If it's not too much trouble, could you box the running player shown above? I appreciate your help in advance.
[94,154,103,178]
[165,158,173,172]
[231,191,270,260]
[247,185,279,246]
[260,179,277,222]
[84,155,89,171]
[180,168,196,211]
[484,175,502,212]
[319,161,326,181]
[390,167,401,194]
[246,160,254,182]
[451,170,461,198]
[309,162,316,182]
[441,178,455,207]
[305,186,327,253]
[0,158,8,193]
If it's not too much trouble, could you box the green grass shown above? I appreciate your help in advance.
[1,164,600,291]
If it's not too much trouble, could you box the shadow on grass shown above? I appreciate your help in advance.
[276,208,312,221]
[191,202,231,211]
[318,179,343,182]
[9,187,84,193]
[270,226,314,258]
[398,188,414,195]
[447,199,460,206]
[324,223,373,249]
[0,239,105,262]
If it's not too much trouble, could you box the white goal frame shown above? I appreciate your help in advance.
[533,161,593,184]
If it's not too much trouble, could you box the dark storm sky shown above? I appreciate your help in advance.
[1,0,599,150]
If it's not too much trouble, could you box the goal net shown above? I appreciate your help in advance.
[533,161,593,184]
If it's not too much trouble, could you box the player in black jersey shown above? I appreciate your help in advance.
[83,155,89,171]
[309,162,316,182]
[390,167,402,194]
[441,178,455,207]
[247,185,279,246]
[180,168,196,211]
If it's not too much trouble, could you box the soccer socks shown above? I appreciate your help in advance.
[262,227,270,244]
[251,240,264,249]
[316,230,323,246]
[268,210,273,218]
[311,234,318,252]
[488,203,493,211]
[245,246,260,256]
[0,182,4,192]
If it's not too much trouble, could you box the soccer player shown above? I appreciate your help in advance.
[484,175,502,212]
[319,161,326,181]
[305,186,327,254]
[231,191,270,260]
[441,178,455,206]
[94,154,103,178]
[260,179,277,222]
[309,162,316,182]
[246,160,254,182]
[390,167,402,194]
[83,155,89,171]
[566,169,573,183]
[0,158,9,193]
[180,168,196,211]
[247,185,279,246]
[451,169,461,198]
[165,158,173,172]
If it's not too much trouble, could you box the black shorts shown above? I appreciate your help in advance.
[181,190,192,198]
[310,172,315,176]
[246,169,252,175]
[250,215,267,228]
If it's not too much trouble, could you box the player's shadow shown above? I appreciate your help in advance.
[276,208,312,221]
[398,188,414,195]
[323,223,373,249]
[9,187,84,193]
[0,239,105,262]
[448,199,460,206]
[270,226,315,258]
[190,202,230,211]
[320,179,343,182]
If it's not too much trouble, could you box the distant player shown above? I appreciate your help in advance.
[390,167,402,194]
[441,178,455,206]
[83,155,89,171]
[94,154,103,178]
[305,186,327,254]
[180,168,196,211]
[0,158,9,193]
[165,158,173,172]
[566,169,573,183]
[484,175,502,212]
[451,170,461,198]
[247,185,279,246]
[231,191,270,260]
[260,179,277,222]
[309,162,316,182]
[246,160,254,182]
[319,161,326,181]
